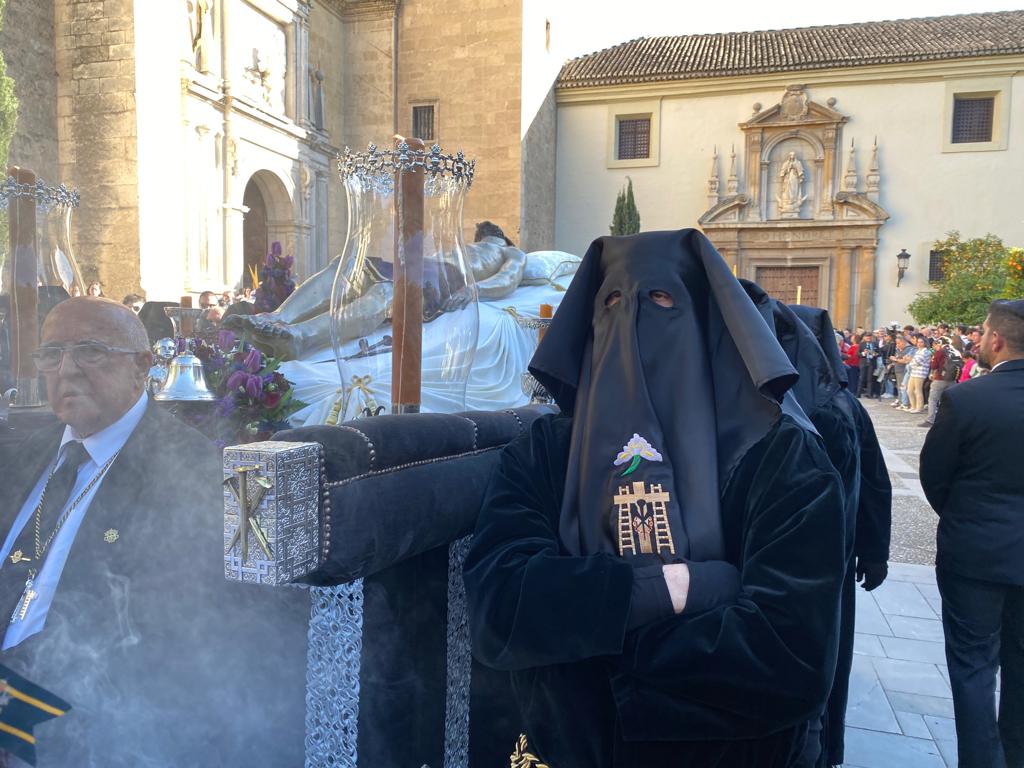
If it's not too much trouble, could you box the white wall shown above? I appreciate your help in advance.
[554,69,1024,324]
[135,2,190,301]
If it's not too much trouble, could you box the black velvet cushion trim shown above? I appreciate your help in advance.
[302,448,502,585]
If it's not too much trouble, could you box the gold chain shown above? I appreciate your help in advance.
[31,449,121,561]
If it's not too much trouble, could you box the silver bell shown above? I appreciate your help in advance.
[154,352,218,402]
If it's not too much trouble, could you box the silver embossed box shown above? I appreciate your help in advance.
[223,440,323,585]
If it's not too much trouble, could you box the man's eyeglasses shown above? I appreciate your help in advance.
[31,342,142,372]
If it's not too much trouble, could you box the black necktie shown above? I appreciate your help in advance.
[2,441,92,622]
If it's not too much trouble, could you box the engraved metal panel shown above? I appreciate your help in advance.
[223,440,323,585]
[305,581,364,768]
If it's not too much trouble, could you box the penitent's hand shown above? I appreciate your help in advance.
[856,559,888,591]
[663,563,690,614]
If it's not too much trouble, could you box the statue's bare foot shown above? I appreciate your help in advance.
[222,315,302,359]
[222,311,283,334]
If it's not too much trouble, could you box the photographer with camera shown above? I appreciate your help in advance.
[857,331,880,398]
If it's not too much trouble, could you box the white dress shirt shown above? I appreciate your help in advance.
[1,392,148,649]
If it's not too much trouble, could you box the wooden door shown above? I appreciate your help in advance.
[754,266,820,306]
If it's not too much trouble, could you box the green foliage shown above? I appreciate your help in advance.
[0,0,18,170]
[907,231,1010,325]
[0,0,15,259]
[609,177,640,236]
[1005,248,1024,300]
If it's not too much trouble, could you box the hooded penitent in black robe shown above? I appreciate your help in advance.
[746,289,858,768]
[463,230,846,768]
[790,304,892,766]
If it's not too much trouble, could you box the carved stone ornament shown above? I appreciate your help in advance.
[780,85,810,121]
[244,48,275,105]
[326,0,399,19]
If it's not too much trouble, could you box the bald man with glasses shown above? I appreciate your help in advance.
[0,298,307,767]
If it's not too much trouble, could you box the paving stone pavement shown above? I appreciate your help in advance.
[842,397,959,767]
[860,396,939,566]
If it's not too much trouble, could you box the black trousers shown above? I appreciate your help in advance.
[937,568,1024,768]
[845,365,860,398]
[857,363,877,397]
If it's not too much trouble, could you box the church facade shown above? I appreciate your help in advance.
[5,6,1023,324]
[1,0,529,301]
[546,12,1024,327]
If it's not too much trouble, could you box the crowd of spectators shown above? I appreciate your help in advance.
[836,321,983,427]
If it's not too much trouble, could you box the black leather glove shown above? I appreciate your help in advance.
[856,559,888,591]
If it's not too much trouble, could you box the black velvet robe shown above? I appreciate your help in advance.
[464,412,845,768]
[786,305,892,766]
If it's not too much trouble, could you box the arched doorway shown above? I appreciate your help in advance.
[242,179,269,288]
[240,170,293,289]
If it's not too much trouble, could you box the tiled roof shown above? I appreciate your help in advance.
[558,11,1024,89]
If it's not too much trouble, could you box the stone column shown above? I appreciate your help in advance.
[833,246,853,329]
[819,126,838,219]
[745,132,762,220]
[857,246,877,329]
[289,3,311,128]
[315,169,329,271]
[195,124,214,283]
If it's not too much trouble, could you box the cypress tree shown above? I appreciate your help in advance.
[609,177,640,235]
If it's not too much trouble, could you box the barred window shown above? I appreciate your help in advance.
[617,117,650,160]
[952,96,994,143]
[412,105,435,142]
[929,250,946,283]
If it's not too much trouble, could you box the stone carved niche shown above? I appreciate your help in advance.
[699,85,890,329]
[233,1,288,113]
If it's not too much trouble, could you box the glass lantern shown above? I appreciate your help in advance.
[330,142,479,417]
[0,169,83,407]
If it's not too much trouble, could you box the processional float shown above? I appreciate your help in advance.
[222,138,553,767]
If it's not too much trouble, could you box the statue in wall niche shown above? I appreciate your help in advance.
[777,151,808,217]
[186,0,211,73]
[223,221,530,360]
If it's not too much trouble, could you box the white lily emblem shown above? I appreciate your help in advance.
[613,434,663,476]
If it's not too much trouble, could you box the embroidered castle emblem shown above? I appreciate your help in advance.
[613,481,676,557]
[103,529,119,544]
[613,434,663,477]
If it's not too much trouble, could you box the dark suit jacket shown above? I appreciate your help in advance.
[921,359,1024,585]
[0,403,309,767]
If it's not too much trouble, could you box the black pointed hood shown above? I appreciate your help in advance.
[788,305,849,388]
[771,300,842,414]
[529,229,797,563]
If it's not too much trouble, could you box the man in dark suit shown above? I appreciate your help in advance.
[857,331,880,398]
[921,299,1024,768]
[0,298,308,767]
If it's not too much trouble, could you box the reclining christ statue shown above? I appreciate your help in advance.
[225,222,529,360]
